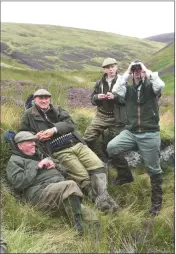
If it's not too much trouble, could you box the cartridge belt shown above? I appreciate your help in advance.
[98,108,114,116]
[50,132,74,149]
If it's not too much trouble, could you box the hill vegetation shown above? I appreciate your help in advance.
[1,22,165,72]
[1,23,174,253]
[147,42,174,95]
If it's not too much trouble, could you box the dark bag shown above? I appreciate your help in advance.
[24,94,34,110]
[4,130,16,143]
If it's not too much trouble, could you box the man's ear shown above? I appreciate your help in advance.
[17,143,22,149]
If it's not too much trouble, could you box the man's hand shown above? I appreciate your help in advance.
[140,62,148,72]
[36,128,55,141]
[98,93,107,100]
[106,92,114,99]
[126,62,135,74]
[38,158,55,169]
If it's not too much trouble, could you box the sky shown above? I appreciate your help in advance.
[1,1,175,38]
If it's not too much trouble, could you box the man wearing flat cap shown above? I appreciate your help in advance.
[6,131,100,234]
[19,88,118,213]
[83,58,129,180]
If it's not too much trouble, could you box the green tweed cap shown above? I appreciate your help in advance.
[102,58,117,68]
[14,131,37,144]
[34,89,51,98]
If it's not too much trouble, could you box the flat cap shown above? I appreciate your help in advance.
[14,131,37,144]
[102,58,117,68]
[34,89,51,98]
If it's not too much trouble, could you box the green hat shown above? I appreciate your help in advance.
[34,89,51,98]
[14,131,37,144]
[102,58,117,68]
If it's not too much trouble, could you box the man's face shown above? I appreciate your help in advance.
[34,96,50,109]
[133,69,146,82]
[18,141,36,156]
[104,64,117,78]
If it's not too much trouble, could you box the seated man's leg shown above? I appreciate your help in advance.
[38,180,99,234]
[137,132,163,216]
[53,148,91,193]
[72,143,119,212]
[107,130,136,185]
[37,180,84,233]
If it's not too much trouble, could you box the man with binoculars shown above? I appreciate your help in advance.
[107,60,165,216]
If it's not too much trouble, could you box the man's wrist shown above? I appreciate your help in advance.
[52,127,57,133]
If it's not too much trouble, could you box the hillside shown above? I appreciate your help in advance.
[1,22,165,72]
[144,33,174,44]
[147,42,174,95]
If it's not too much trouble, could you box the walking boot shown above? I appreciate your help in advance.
[90,172,119,212]
[63,195,83,234]
[150,174,163,216]
[110,155,134,185]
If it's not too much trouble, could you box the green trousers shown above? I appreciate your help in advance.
[53,143,104,188]
[83,110,117,142]
[107,130,163,175]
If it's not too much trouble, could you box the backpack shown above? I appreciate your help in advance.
[4,130,16,143]
[24,94,34,110]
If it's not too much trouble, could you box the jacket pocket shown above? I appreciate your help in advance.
[151,109,159,123]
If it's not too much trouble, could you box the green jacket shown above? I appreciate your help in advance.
[20,104,86,154]
[6,141,64,204]
[125,79,160,132]
[91,74,127,126]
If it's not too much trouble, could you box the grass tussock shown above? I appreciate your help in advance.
[1,104,23,131]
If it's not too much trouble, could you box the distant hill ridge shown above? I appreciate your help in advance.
[1,22,165,71]
[144,32,174,44]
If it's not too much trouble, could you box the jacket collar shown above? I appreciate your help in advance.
[31,104,53,115]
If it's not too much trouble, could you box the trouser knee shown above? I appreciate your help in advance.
[107,142,122,158]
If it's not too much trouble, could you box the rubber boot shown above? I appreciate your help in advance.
[150,174,163,216]
[63,195,83,234]
[90,172,119,212]
[81,204,100,242]
[85,140,108,163]
[110,155,134,185]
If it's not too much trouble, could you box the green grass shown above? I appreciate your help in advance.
[161,72,174,95]
[1,169,174,253]
[148,43,174,72]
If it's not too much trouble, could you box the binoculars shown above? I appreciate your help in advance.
[131,63,142,72]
